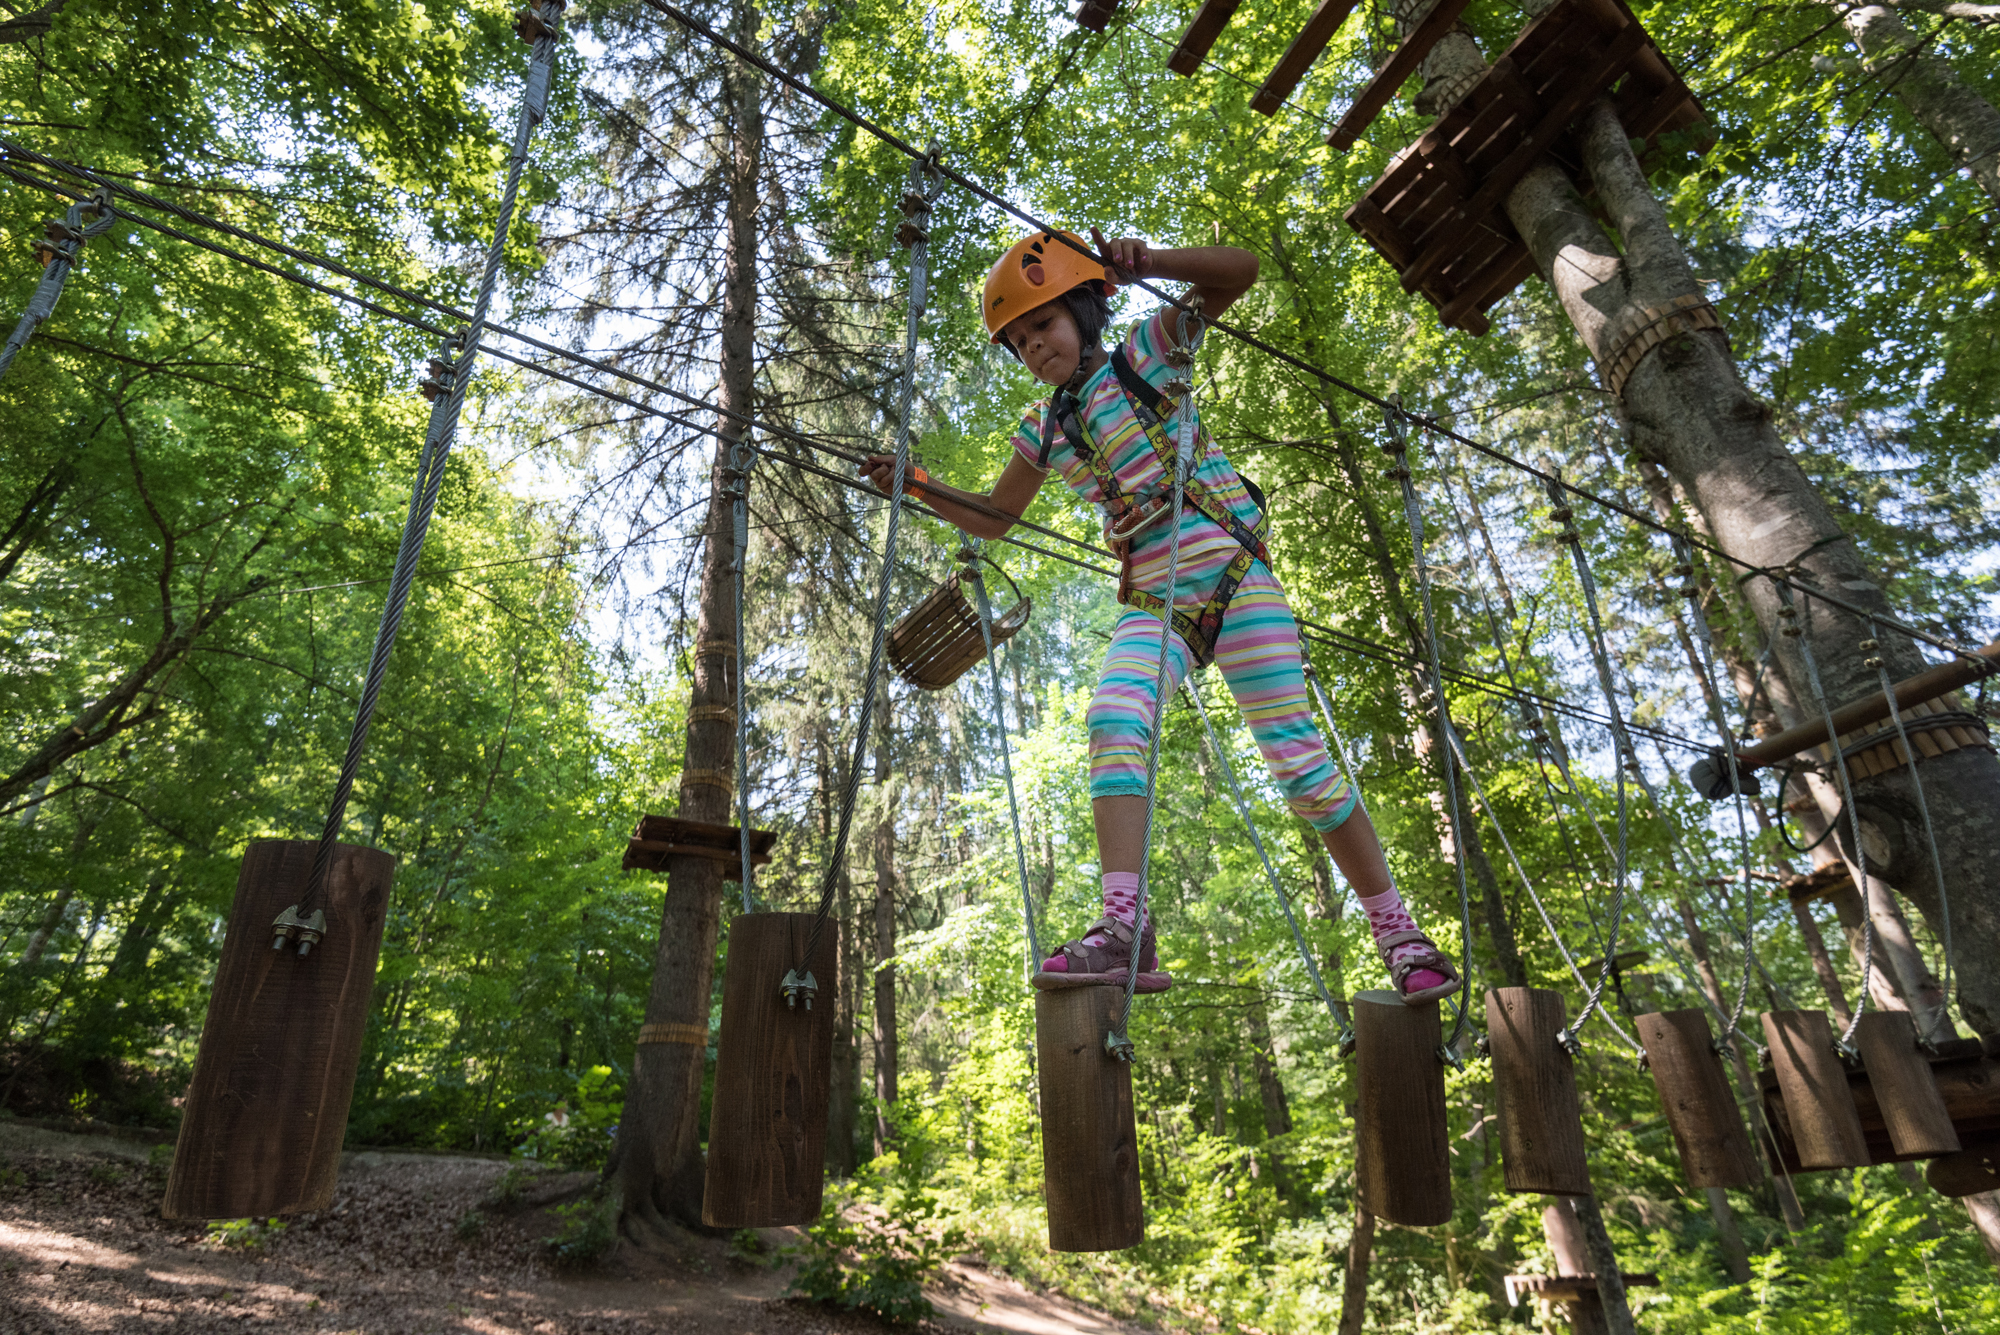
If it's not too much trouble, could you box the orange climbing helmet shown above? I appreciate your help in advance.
[981,230,1116,342]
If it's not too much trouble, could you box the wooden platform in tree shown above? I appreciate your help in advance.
[623,814,775,878]
[1782,863,1850,905]
[1760,1046,1998,1174]
[1503,1273,1660,1305]
[1343,0,1710,335]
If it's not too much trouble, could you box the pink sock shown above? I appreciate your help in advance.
[1358,888,1449,995]
[1043,872,1149,972]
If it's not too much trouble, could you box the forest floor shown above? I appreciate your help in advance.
[0,1120,1150,1334]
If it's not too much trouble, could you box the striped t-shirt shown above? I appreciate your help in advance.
[1010,312,1264,610]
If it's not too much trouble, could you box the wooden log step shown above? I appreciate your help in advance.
[1504,1273,1661,1304]
[1486,987,1591,1196]
[1353,988,1452,1225]
[1037,987,1145,1251]
[162,840,395,1219]
[1636,1009,1759,1189]
[1851,1010,1960,1158]
[1760,1046,2000,1173]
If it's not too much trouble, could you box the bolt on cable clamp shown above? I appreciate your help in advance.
[1104,1029,1135,1063]
[270,904,327,956]
[1555,1028,1584,1058]
[514,0,564,43]
[895,219,929,249]
[780,968,818,1010]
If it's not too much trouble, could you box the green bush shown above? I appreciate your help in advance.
[510,1065,623,1169]
[544,1192,618,1270]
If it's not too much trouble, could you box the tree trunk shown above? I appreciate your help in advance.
[1338,1201,1374,1335]
[1704,1185,1752,1285]
[1820,2,2000,209]
[871,685,897,1157]
[608,21,763,1235]
[1542,1196,1612,1335]
[1458,780,1526,988]
[820,728,859,1176]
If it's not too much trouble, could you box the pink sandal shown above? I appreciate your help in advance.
[1032,916,1172,994]
[1377,928,1460,1006]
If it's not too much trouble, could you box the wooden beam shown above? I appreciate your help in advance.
[1729,638,2000,775]
[1249,0,1363,113]
[1168,0,1244,76]
[1327,0,1472,149]
[1075,0,1119,34]
[1397,19,1647,296]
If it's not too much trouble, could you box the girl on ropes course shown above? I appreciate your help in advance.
[861,228,1459,1006]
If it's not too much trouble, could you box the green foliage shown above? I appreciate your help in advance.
[204,1217,287,1250]
[543,1192,618,1270]
[510,1065,623,1169]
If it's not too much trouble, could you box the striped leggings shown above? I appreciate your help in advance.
[1087,562,1357,831]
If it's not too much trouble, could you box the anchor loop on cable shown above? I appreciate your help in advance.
[270,904,327,956]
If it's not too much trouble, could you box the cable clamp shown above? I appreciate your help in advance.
[270,904,327,957]
[1864,656,1884,669]
[1555,1028,1584,1058]
[895,219,929,249]
[1337,1031,1357,1060]
[780,968,818,1010]
[1473,1033,1492,1059]
[1636,1049,1652,1073]
[898,190,930,217]
[1437,1042,1466,1071]
[1386,464,1411,480]
[419,357,456,403]
[514,1,563,43]
[1105,1029,1135,1063]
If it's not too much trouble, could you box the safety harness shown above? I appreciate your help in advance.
[1038,341,1269,667]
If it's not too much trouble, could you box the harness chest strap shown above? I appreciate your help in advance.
[1036,343,1269,666]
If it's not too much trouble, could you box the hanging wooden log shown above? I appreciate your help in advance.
[1485,987,1592,1195]
[1353,988,1452,1226]
[1761,1010,1869,1169]
[162,839,395,1219]
[702,912,837,1228]
[1635,1009,1758,1189]
[1761,1047,2000,1171]
[1851,1010,1960,1158]
[1037,987,1144,1251]
[1926,1139,2000,1198]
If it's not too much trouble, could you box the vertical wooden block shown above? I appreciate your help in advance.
[1486,987,1592,1196]
[162,839,394,1219]
[703,912,836,1228]
[1851,1010,1960,1158]
[1353,988,1452,1226]
[1926,1139,2000,1198]
[1636,1010,1757,1189]
[1761,1010,1869,1169]
[1036,987,1144,1252]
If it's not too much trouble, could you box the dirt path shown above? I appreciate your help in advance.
[0,1121,1150,1334]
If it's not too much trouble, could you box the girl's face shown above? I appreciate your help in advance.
[1000,299,1086,387]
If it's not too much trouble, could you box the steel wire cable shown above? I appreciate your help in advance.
[296,0,565,928]
[959,535,1042,975]
[1777,580,1876,1050]
[1111,304,1205,1061]
[0,186,114,381]
[626,0,1978,665]
[1866,615,1957,1040]
[799,157,937,980]
[1541,475,1634,1049]
[1185,679,1355,1048]
[1380,402,1474,1053]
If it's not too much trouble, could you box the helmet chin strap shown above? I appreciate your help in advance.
[1061,344,1104,396]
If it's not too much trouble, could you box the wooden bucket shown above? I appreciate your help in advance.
[162,839,395,1219]
[1850,1010,1960,1158]
[1636,1009,1758,1189]
[1762,1010,1869,1169]
[702,912,838,1228]
[887,561,1030,691]
[1037,987,1144,1251]
[1353,989,1452,1226]
[1485,987,1591,1196]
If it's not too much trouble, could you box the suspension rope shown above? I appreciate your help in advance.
[1109,299,1206,1064]
[1379,401,1474,1054]
[1670,534,1758,1043]
[1775,579,1875,1050]
[1864,616,1956,1041]
[959,535,1041,975]
[277,0,567,955]
[795,153,938,996]
[1540,474,1632,1051]
[1185,680,1355,1050]
[0,186,113,382]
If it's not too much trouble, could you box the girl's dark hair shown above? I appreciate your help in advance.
[998,283,1114,363]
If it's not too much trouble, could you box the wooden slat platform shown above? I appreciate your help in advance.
[1075,0,1119,34]
[1168,0,1245,75]
[1781,863,1850,905]
[1325,0,1471,141]
[1250,0,1366,112]
[1343,0,1710,335]
[624,813,775,878]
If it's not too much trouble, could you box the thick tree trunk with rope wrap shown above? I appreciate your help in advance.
[1401,13,2000,1043]
[608,15,764,1235]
